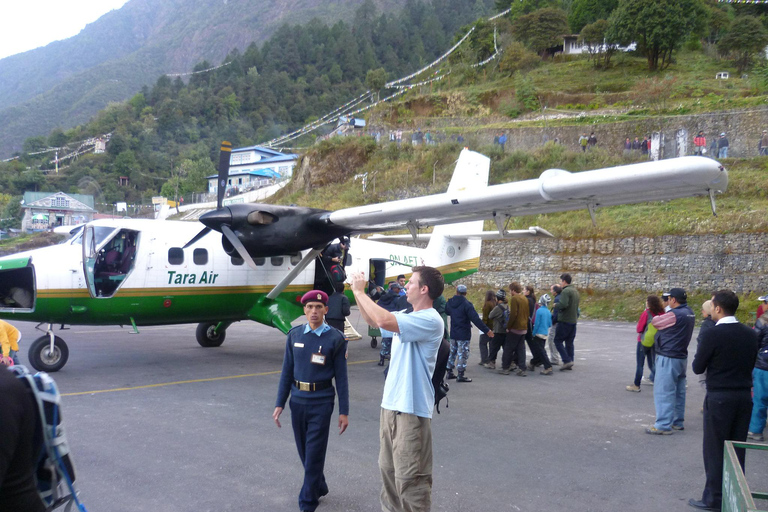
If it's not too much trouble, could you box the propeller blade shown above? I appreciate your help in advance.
[221,224,260,271]
[182,227,211,249]
[266,248,323,300]
[216,141,232,210]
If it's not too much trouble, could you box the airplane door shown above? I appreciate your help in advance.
[82,225,98,298]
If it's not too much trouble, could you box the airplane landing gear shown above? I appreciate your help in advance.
[28,333,69,372]
[196,322,227,347]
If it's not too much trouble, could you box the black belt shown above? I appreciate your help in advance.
[294,379,333,392]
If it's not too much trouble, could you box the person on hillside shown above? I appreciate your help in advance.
[498,132,507,151]
[500,282,529,376]
[626,295,664,392]
[553,273,580,371]
[587,132,597,149]
[689,290,757,511]
[646,288,696,435]
[445,284,493,383]
[757,295,768,322]
[529,294,554,375]
[486,290,508,370]
[623,137,632,156]
[760,130,768,156]
[579,133,588,152]
[748,308,768,442]
[641,136,650,156]
[717,132,729,159]
[479,290,497,367]
[693,131,706,156]
[632,137,641,151]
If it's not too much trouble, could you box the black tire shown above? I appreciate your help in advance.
[370,337,378,349]
[196,323,226,347]
[28,335,69,372]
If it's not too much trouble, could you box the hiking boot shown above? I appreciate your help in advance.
[497,367,511,375]
[377,356,385,366]
[446,370,457,380]
[516,369,527,377]
[748,432,764,442]
[626,385,641,392]
[478,360,487,366]
[457,373,472,383]
[526,364,536,372]
[484,361,496,370]
[645,427,673,435]
[510,364,519,371]
[560,362,574,371]
[540,368,553,375]
[641,377,654,386]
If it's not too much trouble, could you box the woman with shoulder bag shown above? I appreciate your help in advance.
[626,295,664,392]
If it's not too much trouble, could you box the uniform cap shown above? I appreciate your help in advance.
[301,290,328,305]
[667,288,687,302]
[456,284,468,293]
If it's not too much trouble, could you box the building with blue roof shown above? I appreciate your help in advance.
[206,146,298,196]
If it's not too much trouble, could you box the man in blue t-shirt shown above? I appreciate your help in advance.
[351,266,445,512]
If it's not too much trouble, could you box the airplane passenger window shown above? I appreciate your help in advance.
[271,256,284,266]
[168,248,184,265]
[193,249,208,265]
[231,256,244,266]
[290,253,302,265]
[253,257,265,266]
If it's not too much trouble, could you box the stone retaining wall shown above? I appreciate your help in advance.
[461,233,768,294]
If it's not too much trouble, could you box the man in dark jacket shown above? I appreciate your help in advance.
[445,284,493,382]
[376,283,402,366]
[688,290,757,511]
[325,281,351,333]
[553,273,580,371]
[748,310,768,442]
[646,288,696,435]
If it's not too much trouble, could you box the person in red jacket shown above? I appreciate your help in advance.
[627,295,665,392]
[693,131,706,156]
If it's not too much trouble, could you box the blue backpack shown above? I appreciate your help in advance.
[11,365,87,512]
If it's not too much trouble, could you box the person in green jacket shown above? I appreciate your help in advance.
[553,273,580,371]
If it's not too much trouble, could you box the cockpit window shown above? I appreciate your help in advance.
[70,226,116,247]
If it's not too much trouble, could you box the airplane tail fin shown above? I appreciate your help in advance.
[425,149,490,283]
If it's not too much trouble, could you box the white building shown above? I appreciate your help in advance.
[206,146,297,196]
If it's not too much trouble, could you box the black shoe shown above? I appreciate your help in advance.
[688,498,718,511]
[446,370,457,380]
[377,356,385,366]
[457,373,472,382]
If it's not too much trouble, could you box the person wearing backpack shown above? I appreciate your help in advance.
[350,266,445,512]
[0,363,46,512]
[627,295,664,392]
[486,290,509,370]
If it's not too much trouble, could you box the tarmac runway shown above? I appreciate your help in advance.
[10,311,768,512]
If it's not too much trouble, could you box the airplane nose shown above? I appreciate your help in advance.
[199,208,232,230]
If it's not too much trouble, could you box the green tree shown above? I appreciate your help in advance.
[579,19,617,67]
[512,8,570,54]
[365,68,388,99]
[718,16,768,73]
[569,0,618,33]
[607,0,703,71]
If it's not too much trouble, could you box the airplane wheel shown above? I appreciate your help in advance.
[28,335,69,373]
[196,323,226,347]
[370,337,378,349]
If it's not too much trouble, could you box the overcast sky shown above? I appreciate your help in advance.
[0,0,130,60]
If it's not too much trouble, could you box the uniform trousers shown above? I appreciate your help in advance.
[700,389,752,509]
[379,409,432,512]
[290,399,334,512]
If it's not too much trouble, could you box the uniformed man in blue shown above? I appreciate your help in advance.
[273,290,350,512]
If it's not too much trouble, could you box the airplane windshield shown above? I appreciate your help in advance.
[69,226,117,247]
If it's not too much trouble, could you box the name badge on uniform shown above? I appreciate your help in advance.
[294,342,304,348]
[311,345,326,365]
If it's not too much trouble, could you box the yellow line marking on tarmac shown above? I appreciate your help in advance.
[61,359,379,397]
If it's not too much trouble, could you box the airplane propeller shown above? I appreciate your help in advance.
[183,141,232,250]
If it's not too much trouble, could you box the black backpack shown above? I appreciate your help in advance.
[432,337,450,413]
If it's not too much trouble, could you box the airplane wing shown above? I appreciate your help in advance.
[324,150,727,233]
[367,226,554,242]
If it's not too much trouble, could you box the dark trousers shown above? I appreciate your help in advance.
[554,322,577,364]
[478,333,492,364]
[701,389,752,509]
[528,336,552,370]
[488,332,506,362]
[634,343,655,387]
[290,399,334,512]
[502,333,526,370]
[326,318,345,332]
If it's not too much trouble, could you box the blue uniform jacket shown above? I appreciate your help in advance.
[275,323,349,415]
[445,294,489,341]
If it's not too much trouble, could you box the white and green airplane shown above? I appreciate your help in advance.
[0,147,727,372]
